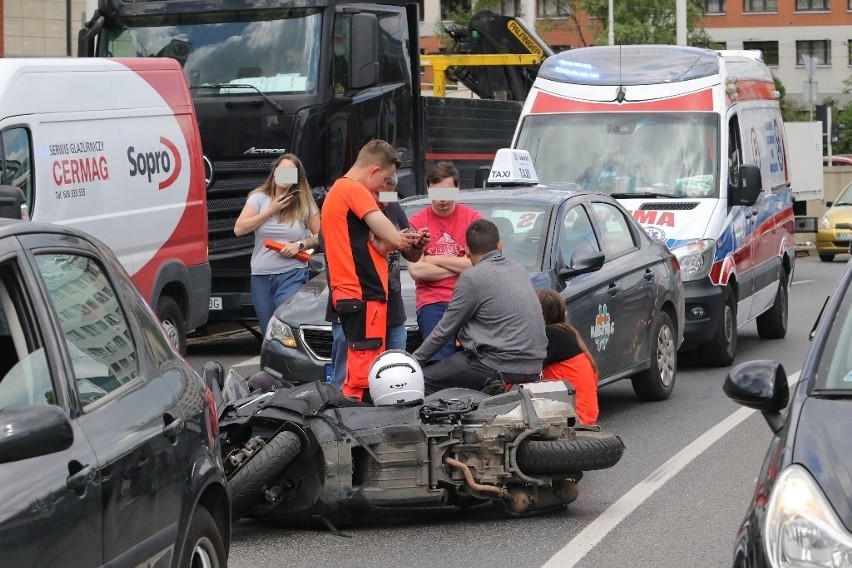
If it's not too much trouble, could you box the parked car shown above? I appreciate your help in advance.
[724,259,852,567]
[816,180,852,262]
[261,187,685,401]
[823,155,852,166]
[0,218,230,567]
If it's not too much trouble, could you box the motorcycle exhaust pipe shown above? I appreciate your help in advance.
[444,457,516,505]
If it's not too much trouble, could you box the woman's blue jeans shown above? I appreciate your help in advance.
[251,267,309,335]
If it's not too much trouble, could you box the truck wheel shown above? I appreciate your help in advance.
[756,274,788,339]
[178,506,226,568]
[700,287,737,367]
[229,431,302,522]
[631,312,676,401]
[819,254,835,262]
[157,296,186,356]
[517,431,624,474]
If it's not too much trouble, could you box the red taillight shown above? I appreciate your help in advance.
[204,384,220,450]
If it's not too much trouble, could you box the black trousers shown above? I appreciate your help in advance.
[422,351,540,396]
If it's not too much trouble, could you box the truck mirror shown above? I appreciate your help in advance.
[729,163,762,206]
[349,14,379,89]
[0,185,26,220]
[473,166,490,188]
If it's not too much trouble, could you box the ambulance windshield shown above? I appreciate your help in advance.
[99,8,322,94]
[516,112,721,199]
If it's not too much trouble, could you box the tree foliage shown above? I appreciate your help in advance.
[581,0,711,46]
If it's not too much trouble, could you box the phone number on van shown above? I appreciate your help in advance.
[55,188,86,199]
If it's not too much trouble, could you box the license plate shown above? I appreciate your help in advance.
[209,297,222,310]
[324,363,334,383]
[838,233,851,241]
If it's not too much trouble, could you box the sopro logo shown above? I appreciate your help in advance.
[127,137,182,190]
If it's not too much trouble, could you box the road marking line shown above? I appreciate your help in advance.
[791,280,813,286]
[542,371,801,568]
[234,355,260,368]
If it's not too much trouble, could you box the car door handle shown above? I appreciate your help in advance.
[163,416,185,441]
[67,464,96,491]
[644,269,654,281]
[607,283,620,296]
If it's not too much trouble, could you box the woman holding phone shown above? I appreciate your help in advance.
[234,154,320,334]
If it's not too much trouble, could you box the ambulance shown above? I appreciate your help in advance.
[0,58,209,354]
[510,45,796,366]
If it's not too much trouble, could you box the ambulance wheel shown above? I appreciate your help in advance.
[756,274,788,340]
[157,296,187,355]
[631,312,676,401]
[819,254,835,262]
[700,287,736,367]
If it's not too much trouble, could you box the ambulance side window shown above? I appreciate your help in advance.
[728,117,743,196]
[1,128,33,213]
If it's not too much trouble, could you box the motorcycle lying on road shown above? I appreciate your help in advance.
[203,362,625,528]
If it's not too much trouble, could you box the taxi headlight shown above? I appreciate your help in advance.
[818,216,832,230]
[765,464,852,568]
[265,316,297,348]
[671,239,716,282]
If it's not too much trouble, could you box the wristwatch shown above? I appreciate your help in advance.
[298,241,306,251]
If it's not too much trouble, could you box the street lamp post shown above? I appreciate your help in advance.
[608,0,614,45]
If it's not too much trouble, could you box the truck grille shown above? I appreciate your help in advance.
[300,326,423,360]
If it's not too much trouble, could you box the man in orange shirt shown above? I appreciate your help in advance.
[321,140,421,400]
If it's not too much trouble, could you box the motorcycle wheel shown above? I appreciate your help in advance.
[229,431,303,522]
[517,431,624,475]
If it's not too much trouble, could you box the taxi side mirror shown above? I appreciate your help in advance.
[558,249,605,280]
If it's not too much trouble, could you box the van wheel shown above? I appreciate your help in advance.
[157,296,186,355]
[631,312,676,401]
[756,274,788,339]
[819,254,835,262]
[700,287,736,367]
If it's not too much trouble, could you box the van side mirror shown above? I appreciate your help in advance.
[0,185,26,220]
[349,14,379,89]
[729,164,762,206]
[0,406,74,464]
[308,253,327,277]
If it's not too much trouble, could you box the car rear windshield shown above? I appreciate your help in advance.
[814,275,852,392]
[402,202,551,271]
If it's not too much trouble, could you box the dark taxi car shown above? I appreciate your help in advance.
[261,187,685,401]
[724,260,852,567]
[0,219,229,567]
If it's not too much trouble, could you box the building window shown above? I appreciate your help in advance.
[441,0,472,20]
[537,0,569,18]
[796,40,831,66]
[796,0,829,9]
[706,0,726,13]
[743,41,779,66]
[743,0,777,12]
[416,0,424,21]
[501,0,522,16]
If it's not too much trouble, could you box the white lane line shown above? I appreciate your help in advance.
[234,355,260,368]
[791,280,813,286]
[542,371,801,568]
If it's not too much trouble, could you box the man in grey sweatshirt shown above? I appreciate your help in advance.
[413,219,547,395]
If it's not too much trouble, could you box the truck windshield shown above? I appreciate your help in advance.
[99,8,321,94]
[516,112,720,199]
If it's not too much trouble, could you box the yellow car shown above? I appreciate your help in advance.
[817,181,852,262]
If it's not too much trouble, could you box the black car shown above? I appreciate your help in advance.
[0,219,230,567]
[724,259,852,567]
[261,187,685,401]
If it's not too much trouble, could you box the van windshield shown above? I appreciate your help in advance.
[516,112,721,199]
[99,8,321,94]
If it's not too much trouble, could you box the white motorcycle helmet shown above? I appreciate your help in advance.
[368,350,424,406]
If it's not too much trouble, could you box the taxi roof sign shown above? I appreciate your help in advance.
[487,148,539,185]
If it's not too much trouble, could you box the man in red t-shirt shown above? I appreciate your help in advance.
[321,140,420,400]
[408,162,483,362]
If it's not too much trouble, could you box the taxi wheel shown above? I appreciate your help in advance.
[756,274,788,340]
[631,312,676,401]
[700,287,737,367]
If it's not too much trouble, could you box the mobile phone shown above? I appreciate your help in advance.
[282,188,300,199]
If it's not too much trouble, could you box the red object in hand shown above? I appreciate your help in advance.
[264,239,311,262]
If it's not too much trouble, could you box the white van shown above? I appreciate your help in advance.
[0,57,209,354]
[511,45,799,366]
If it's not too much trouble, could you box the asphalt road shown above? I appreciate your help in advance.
[186,254,847,568]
